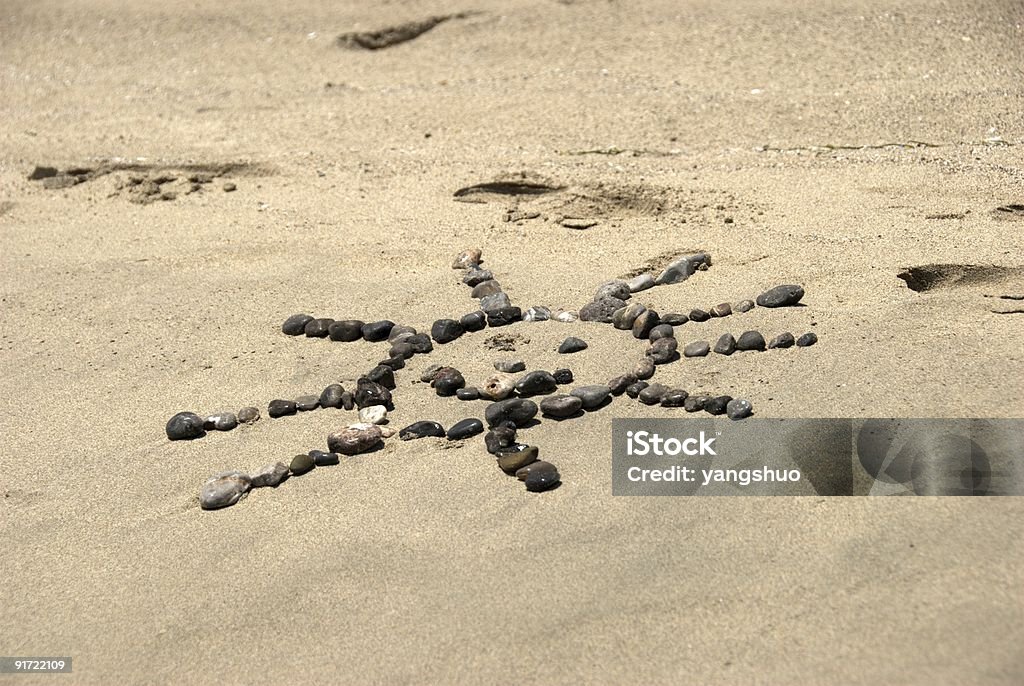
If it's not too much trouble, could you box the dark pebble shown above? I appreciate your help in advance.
[463,269,494,287]
[632,309,660,339]
[553,368,574,385]
[660,389,690,407]
[522,461,561,492]
[540,394,583,418]
[710,303,732,317]
[497,445,540,474]
[515,370,558,397]
[647,337,678,364]
[571,385,611,409]
[726,398,754,419]
[460,311,487,332]
[484,398,538,427]
[295,395,319,411]
[309,450,340,466]
[431,319,465,344]
[237,406,260,424]
[471,280,502,298]
[594,281,631,301]
[655,253,711,285]
[389,341,415,359]
[480,292,512,312]
[485,425,517,454]
[661,313,689,325]
[406,333,434,354]
[304,318,333,337]
[713,333,736,355]
[282,313,314,336]
[683,340,710,357]
[456,387,480,400]
[612,303,647,330]
[290,453,315,475]
[268,399,297,418]
[495,359,526,373]
[579,297,627,323]
[734,300,755,313]
[625,381,649,399]
[166,412,205,440]
[704,395,732,415]
[204,413,238,431]
[389,325,417,342]
[487,307,522,327]
[361,320,395,342]
[341,391,354,411]
[379,355,406,370]
[768,332,796,349]
[736,330,766,352]
[328,320,364,342]
[432,367,466,396]
[756,284,804,308]
[319,384,345,409]
[688,308,710,322]
[638,383,669,405]
[633,357,656,380]
[558,337,588,354]
[797,332,819,347]
[684,395,710,412]
[354,378,391,409]
[399,421,446,440]
[608,373,637,395]
[366,365,396,390]
[447,418,484,440]
[648,324,674,341]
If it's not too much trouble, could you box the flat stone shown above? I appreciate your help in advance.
[726,398,754,420]
[204,412,238,431]
[358,405,387,424]
[638,383,669,405]
[309,450,340,466]
[471,280,502,298]
[553,368,574,384]
[463,269,494,287]
[734,299,755,313]
[250,462,289,488]
[452,248,482,269]
[648,324,674,341]
[328,424,383,454]
[704,395,732,415]
[484,398,538,427]
[523,306,551,322]
[487,307,522,327]
[328,320,364,342]
[353,379,391,409]
[319,384,345,409]
[713,333,736,355]
[580,297,627,323]
[361,320,395,342]
[166,411,205,440]
[496,445,540,474]
[290,454,315,475]
[540,394,583,418]
[237,406,260,424]
[456,386,480,400]
[460,310,487,331]
[688,308,710,322]
[683,341,710,357]
[595,280,631,301]
[379,356,405,371]
[710,303,732,317]
[304,318,333,337]
[632,309,660,339]
[282,313,314,336]
[200,471,251,510]
[481,373,517,401]
[756,284,804,308]
[797,332,819,347]
[571,385,611,409]
[558,337,588,354]
[660,389,689,407]
[399,421,446,440]
[647,337,678,364]
[633,357,656,380]
[495,359,526,373]
[627,273,656,293]
[625,381,649,399]
[608,373,637,395]
[736,330,766,352]
[267,399,297,418]
[661,313,689,325]
[296,395,319,411]
[521,461,561,492]
[684,395,709,412]
[480,292,512,313]
[768,332,796,349]
[431,319,465,344]
[554,310,578,322]
[612,302,647,330]
[447,418,484,440]
[655,253,712,285]
[515,371,558,397]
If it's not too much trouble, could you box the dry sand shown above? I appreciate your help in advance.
[2,0,1023,683]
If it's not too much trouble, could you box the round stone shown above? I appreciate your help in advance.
[684,395,709,412]
[319,384,345,409]
[432,367,466,396]
[647,337,678,364]
[361,320,395,342]
[485,425,517,454]
[290,453,315,475]
[710,303,732,317]
[683,340,710,357]
[523,306,551,322]
[456,387,480,400]
[627,273,656,293]
[713,333,736,355]
[736,331,766,352]
[625,381,649,399]
[553,368,574,384]
[431,319,465,344]
[580,297,627,323]
[328,320,364,342]
[268,399,297,418]
[660,389,689,407]
[304,318,333,337]
[768,332,796,349]
[632,310,660,339]
[661,313,689,325]
[471,280,502,299]
[522,462,561,492]
[648,324,674,341]
[704,395,732,415]
[571,385,611,409]
[354,379,391,409]
[389,341,415,359]
[688,308,710,322]
[797,332,819,347]
[309,450,340,466]
[515,371,558,397]
[612,302,647,330]
[464,268,494,287]
[484,398,538,427]
[734,299,755,313]
[389,325,417,343]
[497,445,540,474]
[487,307,522,327]
[558,337,588,354]
[166,412,205,440]
[494,359,526,373]
[250,462,289,488]
[366,364,396,390]
[608,373,637,395]
[594,281,631,301]
[296,395,319,411]
[633,357,655,380]
[282,313,314,336]
[480,292,512,313]
[399,421,446,440]
[481,373,517,401]
[358,405,387,424]
[406,333,434,354]
[237,406,260,424]
[447,418,484,440]
[452,248,482,269]
[199,471,251,510]
[328,424,384,454]
[341,391,355,411]
[540,394,583,418]
[638,383,669,405]
[756,285,804,308]
[460,311,487,331]
[726,398,754,420]
[204,412,237,431]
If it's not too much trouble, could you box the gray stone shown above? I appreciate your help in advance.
[399,421,446,440]
[431,319,464,344]
[688,308,710,322]
[319,384,345,409]
[487,307,522,327]
[204,412,238,431]
[540,394,583,418]
[571,385,611,409]
[494,359,526,373]
[303,318,333,338]
[608,373,637,395]
[660,389,689,407]
[420,364,444,382]
[296,395,319,411]
[447,418,484,440]
[463,268,494,287]
[648,324,674,341]
[756,285,804,308]
[250,462,289,488]
[558,337,588,354]
[237,407,260,424]
[594,280,631,301]
[484,398,538,427]
[521,461,561,492]
[647,337,678,364]
[523,306,551,322]
[328,320,364,342]
[684,395,710,412]
[797,332,818,347]
[167,411,205,440]
[554,310,578,322]
[713,333,736,355]
[612,302,647,330]
[638,383,669,405]
[661,313,689,325]
[310,450,340,466]
[515,371,558,397]
[655,253,712,285]
[290,453,315,475]
[199,471,251,510]
[460,310,487,331]
[683,341,710,357]
[471,280,502,298]
[328,424,383,454]
[580,297,627,323]
[726,398,754,420]
[627,273,656,293]
[633,357,656,380]
[282,313,314,336]
[734,299,755,313]
[388,325,417,343]
[768,332,796,349]
[736,331,766,352]
[710,303,732,317]
[553,368,574,384]
[704,395,732,415]
[625,381,649,399]
[267,399,297,418]
[456,387,480,400]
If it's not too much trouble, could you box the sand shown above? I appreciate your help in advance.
[1,0,1023,683]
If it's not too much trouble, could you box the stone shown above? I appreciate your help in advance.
[485,425,517,454]
[480,373,517,401]
[309,450,340,466]
[290,454,315,475]
[523,306,551,322]
[713,333,736,355]
[452,248,482,269]
[768,332,796,349]
[594,281,631,301]
[460,310,487,332]
[683,340,710,357]
[648,324,674,341]
[726,398,754,420]
[463,269,494,287]
[553,368,574,384]
[734,299,755,313]
[361,320,395,342]
[632,310,661,339]
[660,389,689,407]
[471,280,502,298]
[328,424,383,454]
[710,303,732,318]
[757,285,804,308]
[204,412,238,431]
[399,421,446,440]
[379,356,406,371]
[495,359,526,373]
[456,387,480,400]
[418,363,441,381]
[389,342,415,360]
[166,412,205,440]
[200,471,251,510]
[684,395,709,412]
[406,333,434,354]
[358,405,387,424]
[432,367,466,396]
[704,395,732,415]
[237,407,260,424]
[354,378,391,409]
[365,365,395,390]
[484,398,538,427]
[480,292,512,312]
[379,426,397,438]
[627,273,656,293]
[540,395,583,418]
[515,371,558,397]
[496,445,540,474]
[521,461,561,492]
[797,332,819,347]
[304,318,333,338]
[431,319,464,344]
[447,418,484,440]
[222,182,237,192]
[633,357,656,380]
[688,308,710,322]
[612,302,647,330]
[250,462,289,488]
[558,337,588,354]
[661,313,689,325]
[28,165,59,180]
[580,297,627,323]
[625,381,649,399]
[296,395,319,411]
[282,313,314,336]
[328,320,364,342]
[341,391,354,411]
[638,383,669,405]
[554,310,578,323]
[736,330,766,352]
[268,399,297,418]
[571,385,611,409]
[608,373,637,395]
[389,325,417,342]
[647,337,678,364]
[655,253,712,285]
[487,307,522,327]
[319,384,345,409]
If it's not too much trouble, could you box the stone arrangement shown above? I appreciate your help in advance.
[168,247,818,511]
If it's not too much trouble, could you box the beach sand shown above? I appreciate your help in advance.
[1,0,1023,683]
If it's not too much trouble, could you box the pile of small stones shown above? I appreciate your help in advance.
[171,247,818,510]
